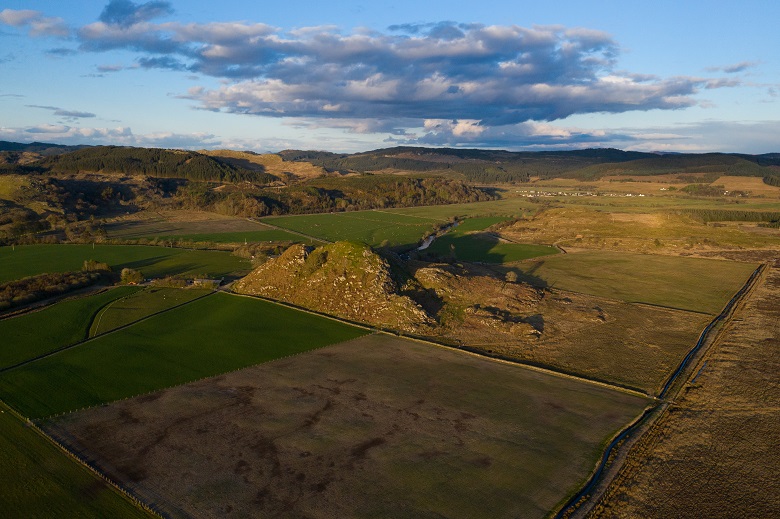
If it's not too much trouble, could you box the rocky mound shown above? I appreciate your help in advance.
[234,242,433,332]
[407,263,546,338]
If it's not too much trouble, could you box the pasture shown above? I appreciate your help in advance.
[156,229,306,244]
[387,198,537,219]
[89,287,210,337]
[47,334,649,519]
[0,244,250,284]
[0,292,368,418]
[502,205,780,253]
[0,286,141,370]
[425,216,558,263]
[478,292,713,395]
[0,401,152,518]
[518,251,757,314]
[592,265,780,518]
[262,210,446,247]
[104,210,267,239]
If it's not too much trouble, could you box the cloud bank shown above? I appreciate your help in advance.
[0,2,754,150]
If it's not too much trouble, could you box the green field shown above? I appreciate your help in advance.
[89,287,211,337]
[424,216,558,263]
[521,251,757,314]
[0,244,250,284]
[386,198,537,219]
[429,234,559,263]
[0,286,141,370]
[0,401,152,519]
[0,292,369,418]
[262,210,446,247]
[157,229,308,244]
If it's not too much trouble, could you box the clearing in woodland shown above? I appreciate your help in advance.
[47,334,649,519]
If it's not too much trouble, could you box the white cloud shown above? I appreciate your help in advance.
[0,8,69,37]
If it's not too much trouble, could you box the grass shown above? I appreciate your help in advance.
[502,205,780,254]
[520,251,757,314]
[105,211,269,239]
[424,216,558,263]
[156,229,307,244]
[89,287,211,337]
[0,292,369,419]
[591,265,780,518]
[0,286,141,370]
[262,210,446,247]
[0,401,152,519]
[46,334,650,519]
[0,244,250,284]
[386,198,537,219]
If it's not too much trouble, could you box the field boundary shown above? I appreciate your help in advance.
[553,262,767,519]
[41,332,375,422]
[0,289,216,375]
[391,333,651,399]
[1,400,163,518]
[229,289,650,399]
[248,217,329,243]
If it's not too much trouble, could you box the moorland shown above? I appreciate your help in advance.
[1,141,778,518]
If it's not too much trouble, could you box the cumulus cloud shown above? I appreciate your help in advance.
[4,3,747,149]
[0,9,69,37]
[70,14,732,130]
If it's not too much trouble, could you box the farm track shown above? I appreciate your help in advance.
[0,289,216,375]
[554,262,767,519]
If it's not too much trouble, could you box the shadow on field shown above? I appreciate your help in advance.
[494,261,550,289]
[116,257,201,278]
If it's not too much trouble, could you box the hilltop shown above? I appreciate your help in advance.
[234,241,433,332]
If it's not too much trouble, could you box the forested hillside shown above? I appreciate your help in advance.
[37,146,277,183]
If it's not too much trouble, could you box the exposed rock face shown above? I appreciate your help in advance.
[234,242,433,332]
[407,262,547,341]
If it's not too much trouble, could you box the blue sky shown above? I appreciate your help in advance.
[1,0,778,153]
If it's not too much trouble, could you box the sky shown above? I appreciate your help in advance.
[1,0,778,153]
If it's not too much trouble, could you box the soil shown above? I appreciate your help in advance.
[46,335,647,519]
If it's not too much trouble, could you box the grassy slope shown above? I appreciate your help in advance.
[0,244,249,283]
[521,251,757,314]
[0,286,141,369]
[0,292,368,418]
[0,402,152,519]
[89,287,210,337]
